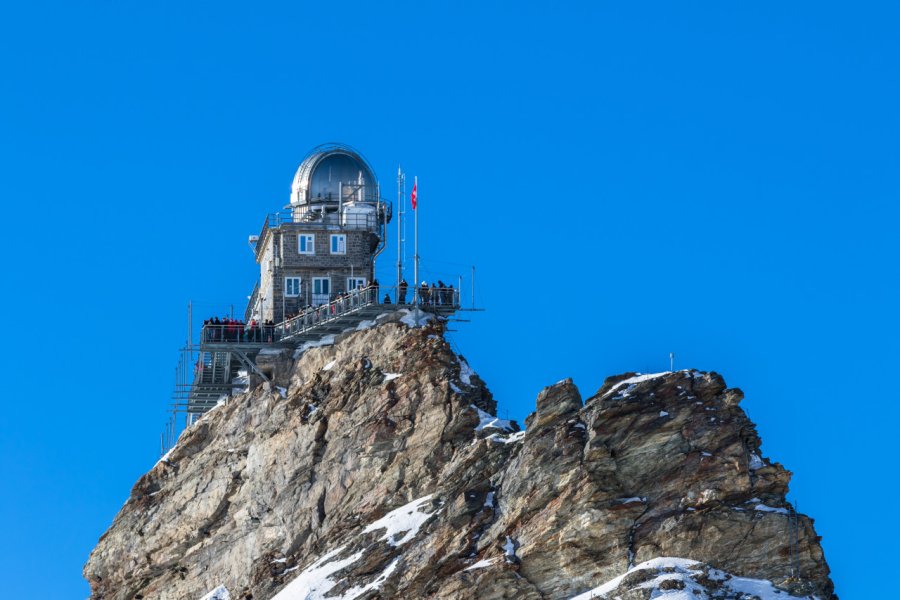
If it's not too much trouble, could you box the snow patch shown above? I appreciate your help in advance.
[602,372,670,399]
[464,558,497,571]
[567,556,815,600]
[383,372,402,382]
[616,497,646,504]
[338,557,400,599]
[458,357,475,385]
[754,504,790,515]
[399,308,432,327]
[276,386,287,398]
[362,495,437,547]
[322,360,337,371]
[485,430,526,445]
[354,319,376,331]
[659,410,669,417]
[503,536,518,562]
[749,453,765,470]
[293,335,336,358]
[270,546,362,600]
[472,405,514,432]
[199,585,231,600]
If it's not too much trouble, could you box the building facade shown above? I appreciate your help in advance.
[247,144,391,323]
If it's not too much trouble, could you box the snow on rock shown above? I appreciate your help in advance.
[199,585,231,600]
[293,335,336,359]
[602,372,670,399]
[458,357,476,385]
[464,558,497,571]
[271,546,363,600]
[749,452,765,470]
[383,372,402,382]
[354,319,376,331]
[754,503,790,515]
[275,386,287,398]
[338,557,400,600]
[567,556,816,600]
[362,495,438,547]
[322,360,337,371]
[399,308,432,328]
[503,536,519,563]
[472,405,514,432]
[485,431,526,444]
[659,410,669,417]
[154,445,176,468]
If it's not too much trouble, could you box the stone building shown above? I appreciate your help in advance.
[246,144,391,323]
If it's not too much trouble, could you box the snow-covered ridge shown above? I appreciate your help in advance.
[601,372,670,399]
[568,557,818,600]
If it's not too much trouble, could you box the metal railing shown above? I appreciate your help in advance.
[201,285,460,345]
[244,281,259,322]
[253,203,392,260]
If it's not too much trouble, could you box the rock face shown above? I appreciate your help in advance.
[85,319,834,599]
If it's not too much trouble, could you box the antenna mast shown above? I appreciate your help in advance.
[397,166,404,291]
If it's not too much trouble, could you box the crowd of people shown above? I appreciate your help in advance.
[200,278,458,344]
[395,279,456,306]
[202,317,277,343]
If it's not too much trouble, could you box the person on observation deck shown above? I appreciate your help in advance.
[398,279,408,304]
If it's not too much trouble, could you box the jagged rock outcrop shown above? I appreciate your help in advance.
[85,318,834,599]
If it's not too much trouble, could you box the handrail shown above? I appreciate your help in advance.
[200,285,460,345]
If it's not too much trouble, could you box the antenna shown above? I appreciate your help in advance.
[397,166,404,295]
[669,352,674,372]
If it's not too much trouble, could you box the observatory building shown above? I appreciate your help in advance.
[247,143,391,322]
[168,142,463,440]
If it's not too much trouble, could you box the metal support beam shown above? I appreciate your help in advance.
[232,349,272,384]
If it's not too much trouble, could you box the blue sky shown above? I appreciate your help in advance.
[1,2,897,597]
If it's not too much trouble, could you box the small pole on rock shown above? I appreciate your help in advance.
[669,352,674,372]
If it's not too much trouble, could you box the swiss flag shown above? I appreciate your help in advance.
[410,179,418,210]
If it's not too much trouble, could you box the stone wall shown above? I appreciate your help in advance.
[257,224,378,321]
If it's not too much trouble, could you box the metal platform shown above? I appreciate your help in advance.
[180,292,459,423]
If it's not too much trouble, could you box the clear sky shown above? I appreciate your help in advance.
[1,2,897,598]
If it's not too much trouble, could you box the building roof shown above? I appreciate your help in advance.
[290,143,378,206]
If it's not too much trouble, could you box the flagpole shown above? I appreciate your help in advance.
[413,176,419,321]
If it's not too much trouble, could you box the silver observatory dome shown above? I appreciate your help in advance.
[290,143,379,207]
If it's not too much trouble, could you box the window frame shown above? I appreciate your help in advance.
[297,233,315,255]
[284,276,301,297]
[330,234,347,255]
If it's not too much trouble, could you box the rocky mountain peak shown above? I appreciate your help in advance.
[85,316,834,599]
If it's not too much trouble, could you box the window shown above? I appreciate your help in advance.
[298,234,315,255]
[330,234,347,255]
[312,277,331,305]
[347,277,367,291]
[285,277,301,297]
